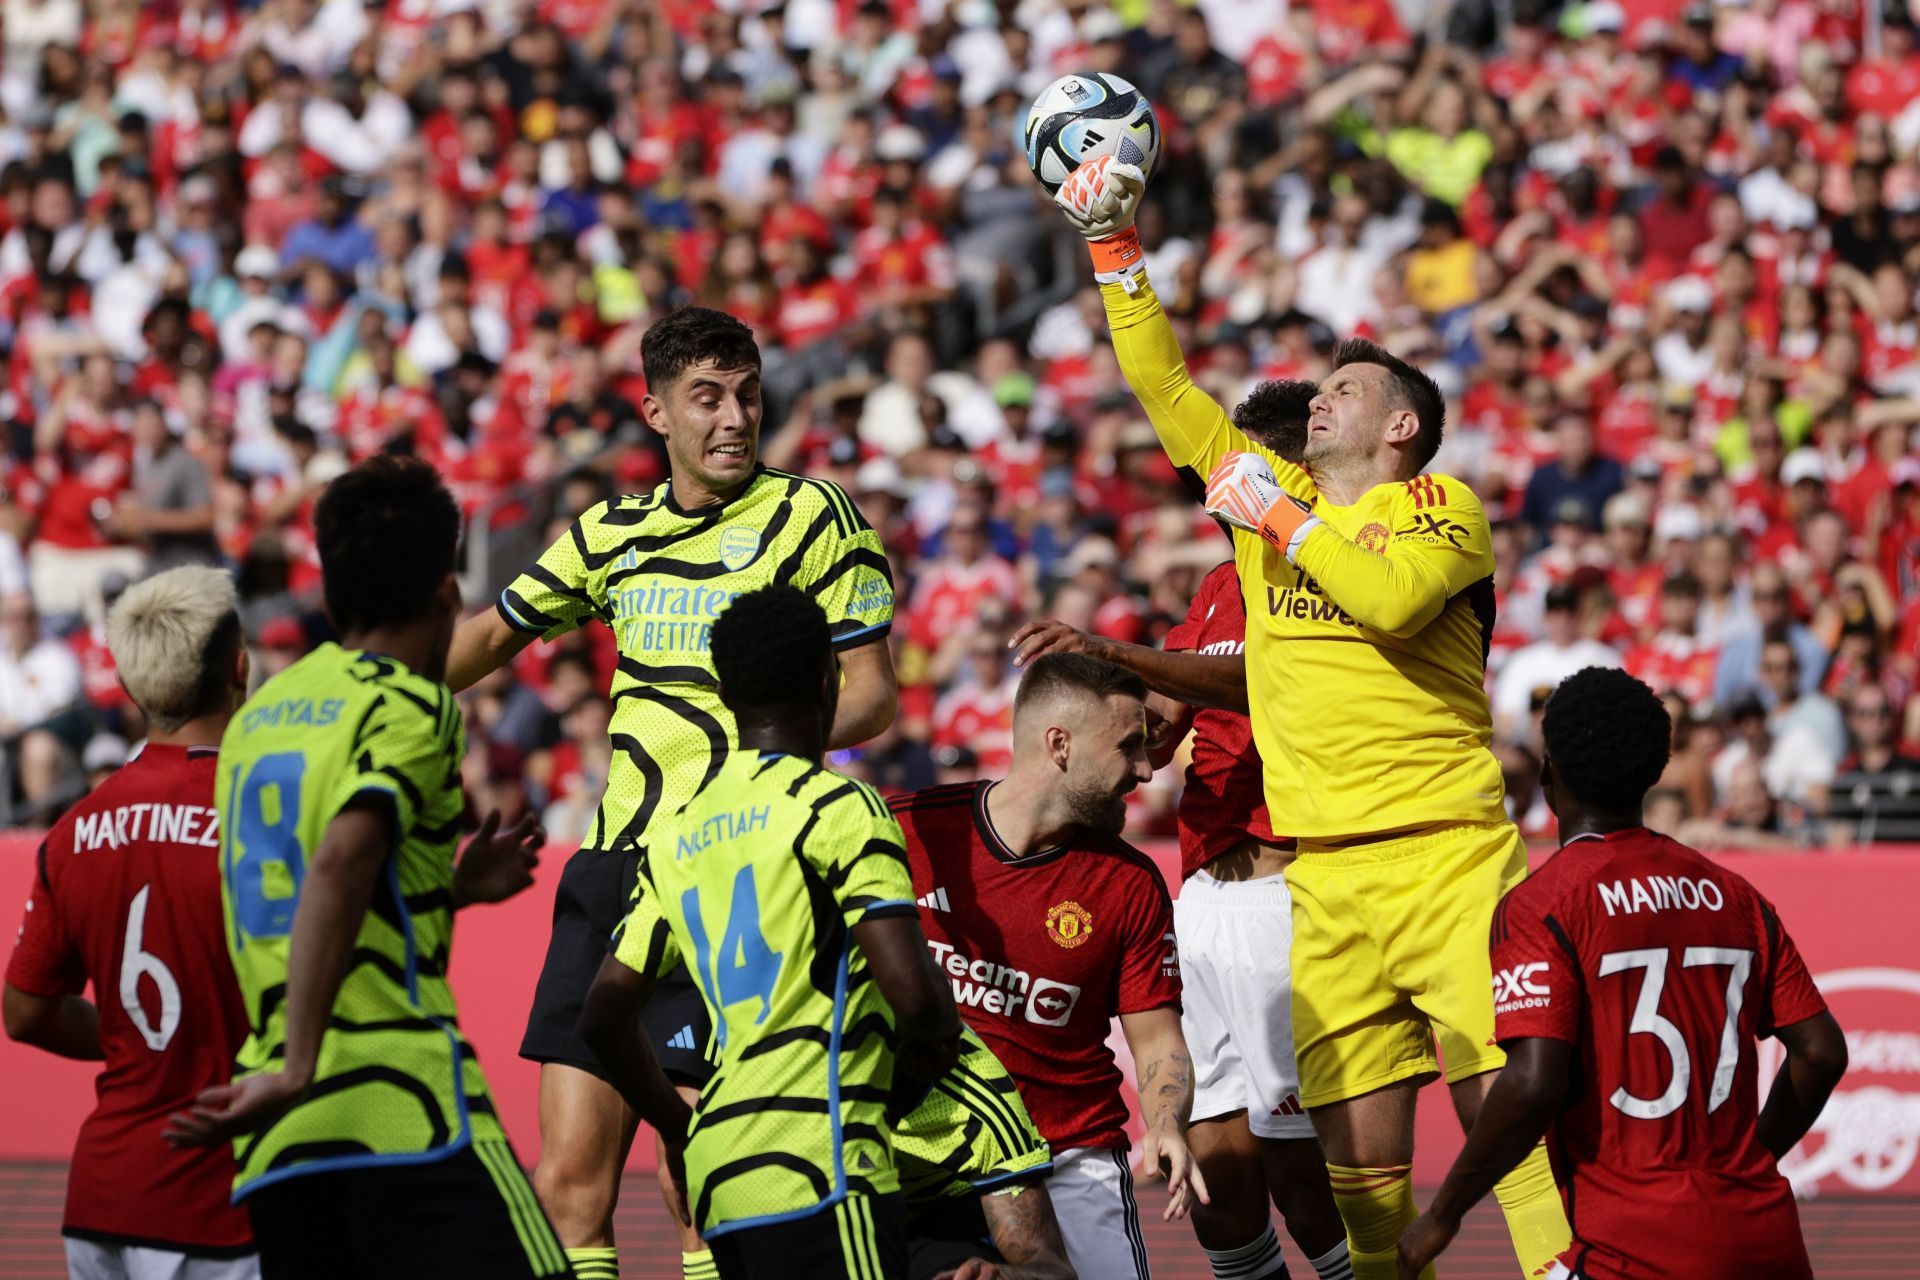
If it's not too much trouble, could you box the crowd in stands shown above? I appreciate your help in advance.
[3,0,1920,848]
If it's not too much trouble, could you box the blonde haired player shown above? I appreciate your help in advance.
[1047,155,1570,1280]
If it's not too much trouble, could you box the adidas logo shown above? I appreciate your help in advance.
[667,1025,698,1052]
[856,1152,875,1171]
[916,887,951,913]
[1270,1094,1305,1117]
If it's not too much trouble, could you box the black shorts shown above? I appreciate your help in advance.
[521,844,715,1086]
[245,1139,568,1280]
[905,1195,1000,1280]
[708,1195,906,1280]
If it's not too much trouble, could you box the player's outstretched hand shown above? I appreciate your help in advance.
[164,1071,309,1147]
[1396,1209,1458,1278]
[1007,619,1110,669]
[1053,155,1146,241]
[1136,1123,1210,1221]
[454,810,544,907]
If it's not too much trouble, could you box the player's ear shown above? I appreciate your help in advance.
[233,644,251,696]
[1384,406,1419,450]
[1045,723,1072,772]
[640,389,670,439]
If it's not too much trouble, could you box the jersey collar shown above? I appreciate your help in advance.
[972,781,1070,868]
[1557,826,1651,850]
[661,464,766,518]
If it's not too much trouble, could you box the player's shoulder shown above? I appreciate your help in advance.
[1077,833,1174,903]
[742,752,893,829]
[887,780,982,818]
[1197,558,1240,603]
[349,650,455,720]
[573,489,670,539]
[759,466,867,538]
[1398,471,1485,515]
[1495,836,1592,920]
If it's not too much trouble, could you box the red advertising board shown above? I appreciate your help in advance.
[2,835,1915,1197]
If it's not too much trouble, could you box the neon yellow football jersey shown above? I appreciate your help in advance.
[611,749,915,1237]
[497,469,894,857]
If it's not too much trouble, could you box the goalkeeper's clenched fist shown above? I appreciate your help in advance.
[1206,453,1321,561]
[1053,155,1148,289]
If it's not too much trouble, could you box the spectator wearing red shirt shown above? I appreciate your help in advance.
[905,506,1019,653]
[1625,571,1721,706]
[1638,145,1717,277]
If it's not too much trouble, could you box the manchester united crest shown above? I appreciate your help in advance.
[1356,522,1391,553]
[1045,900,1094,949]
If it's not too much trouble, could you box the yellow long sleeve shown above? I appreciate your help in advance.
[1100,274,1314,499]
[1293,526,1459,638]
[1292,474,1495,640]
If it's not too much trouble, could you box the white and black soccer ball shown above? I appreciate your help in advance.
[1022,72,1160,197]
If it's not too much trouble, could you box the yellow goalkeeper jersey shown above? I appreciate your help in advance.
[1104,274,1506,839]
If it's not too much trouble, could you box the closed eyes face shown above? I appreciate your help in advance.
[1305,366,1386,465]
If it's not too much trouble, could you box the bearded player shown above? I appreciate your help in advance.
[1400,669,1847,1279]
[891,652,1204,1280]
[1048,155,1570,1279]
[1009,384,1352,1280]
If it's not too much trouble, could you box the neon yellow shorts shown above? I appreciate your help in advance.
[1284,819,1528,1109]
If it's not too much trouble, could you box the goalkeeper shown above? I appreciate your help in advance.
[1048,157,1570,1280]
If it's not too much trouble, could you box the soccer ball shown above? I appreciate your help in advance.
[1023,73,1160,197]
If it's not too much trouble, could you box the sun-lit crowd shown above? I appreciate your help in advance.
[1,0,1918,847]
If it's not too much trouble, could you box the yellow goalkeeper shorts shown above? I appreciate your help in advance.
[1284,819,1529,1109]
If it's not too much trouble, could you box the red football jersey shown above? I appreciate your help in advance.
[1161,560,1279,880]
[1490,829,1825,1280]
[891,782,1180,1151]
[5,744,252,1254]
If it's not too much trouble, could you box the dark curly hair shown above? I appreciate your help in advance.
[1231,378,1316,464]
[1541,667,1673,816]
[641,305,760,392]
[314,456,460,634]
[710,584,832,710]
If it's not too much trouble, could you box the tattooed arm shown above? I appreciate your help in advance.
[1119,1005,1209,1222]
[935,1182,1077,1280]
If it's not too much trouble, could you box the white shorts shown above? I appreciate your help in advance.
[64,1239,259,1280]
[1047,1145,1152,1280]
[1175,870,1316,1140]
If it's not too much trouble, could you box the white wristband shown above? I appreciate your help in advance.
[1284,516,1322,564]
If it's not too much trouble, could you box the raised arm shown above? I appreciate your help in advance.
[1051,156,1310,500]
[1006,619,1248,714]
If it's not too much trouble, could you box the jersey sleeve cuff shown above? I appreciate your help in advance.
[854,899,918,921]
[495,592,547,636]
[831,619,892,650]
[1494,1025,1579,1046]
[973,1162,1053,1194]
[0,964,75,999]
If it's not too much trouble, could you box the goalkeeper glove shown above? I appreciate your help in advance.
[1054,156,1148,290]
[1206,452,1322,561]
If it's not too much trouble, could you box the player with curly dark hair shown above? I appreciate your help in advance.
[1402,666,1850,1280]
